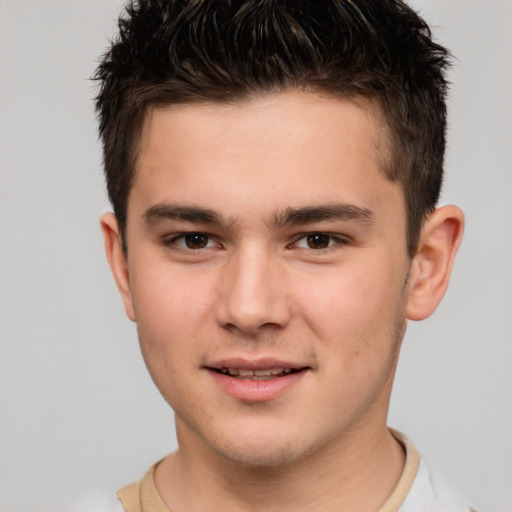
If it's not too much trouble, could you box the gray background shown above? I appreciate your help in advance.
[0,1,511,511]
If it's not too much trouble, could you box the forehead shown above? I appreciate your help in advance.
[138,92,390,167]
[131,91,401,225]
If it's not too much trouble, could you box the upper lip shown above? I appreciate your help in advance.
[206,357,309,371]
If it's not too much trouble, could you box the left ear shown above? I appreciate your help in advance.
[406,205,464,321]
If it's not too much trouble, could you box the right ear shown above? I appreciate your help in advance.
[100,213,136,322]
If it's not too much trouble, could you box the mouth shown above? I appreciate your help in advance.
[205,359,310,401]
[208,367,304,381]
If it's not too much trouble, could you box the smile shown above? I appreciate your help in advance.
[206,362,309,401]
[213,367,299,380]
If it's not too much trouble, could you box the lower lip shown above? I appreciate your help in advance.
[207,369,307,402]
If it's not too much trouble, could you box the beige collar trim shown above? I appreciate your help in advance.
[378,428,421,512]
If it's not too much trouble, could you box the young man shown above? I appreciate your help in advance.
[95,1,469,510]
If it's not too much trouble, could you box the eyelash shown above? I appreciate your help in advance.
[163,232,349,252]
[290,232,349,251]
[164,232,220,251]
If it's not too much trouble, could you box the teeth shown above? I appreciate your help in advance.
[218,367,296,378]
[254,369,272,376]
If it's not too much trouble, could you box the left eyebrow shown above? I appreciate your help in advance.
[270,204,374,228]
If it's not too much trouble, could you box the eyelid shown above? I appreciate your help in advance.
[163,232,221,250]
[290,232,350,250]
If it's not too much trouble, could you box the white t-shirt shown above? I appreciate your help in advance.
[400,458,475,512]
[379,430,475,512]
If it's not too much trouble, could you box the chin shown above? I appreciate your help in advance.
[198,423,333,469]
[211,441,306,468]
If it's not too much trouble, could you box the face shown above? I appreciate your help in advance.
[116,92,413,467]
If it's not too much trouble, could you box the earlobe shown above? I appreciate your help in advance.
[406,205,464,321]
[100,213,136,322]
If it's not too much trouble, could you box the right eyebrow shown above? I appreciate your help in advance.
[143,203,235,230]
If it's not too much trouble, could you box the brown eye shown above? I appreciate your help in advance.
[306,233,331,249]
[184,233,209,249]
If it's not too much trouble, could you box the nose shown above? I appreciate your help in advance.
[214,245,291,335]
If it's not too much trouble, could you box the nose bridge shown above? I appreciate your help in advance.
[215,241,290,333]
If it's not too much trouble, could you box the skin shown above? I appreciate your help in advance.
[102,91,464,511]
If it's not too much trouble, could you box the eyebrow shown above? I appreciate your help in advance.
[270,204,374,228]
[143,202,374,230]
[143,203,235,229]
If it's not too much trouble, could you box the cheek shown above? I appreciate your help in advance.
[129,261,216,360]
[131,268,210,410]
[296,257,406,350]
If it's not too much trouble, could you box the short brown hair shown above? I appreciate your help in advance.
[95,0,451,256]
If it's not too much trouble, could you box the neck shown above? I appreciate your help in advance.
[155,418,405,512]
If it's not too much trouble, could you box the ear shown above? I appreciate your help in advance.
[406,205,464,321]
[100,213,136,322]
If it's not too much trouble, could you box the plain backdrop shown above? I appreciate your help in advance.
[0,1,511,511]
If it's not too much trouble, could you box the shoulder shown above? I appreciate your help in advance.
[69,491,126,512]
[68,465,156,512]
[388,429,477,512]
[401,457,477,512]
